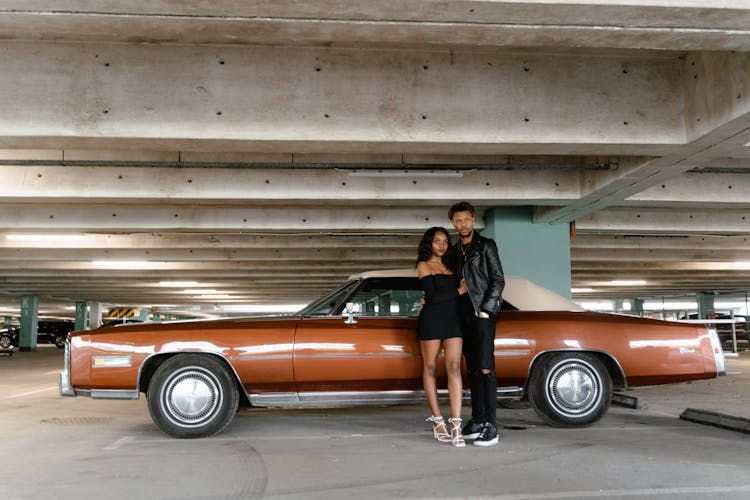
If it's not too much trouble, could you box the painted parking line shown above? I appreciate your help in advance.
[6,386,57,399]
[453,484,750,499]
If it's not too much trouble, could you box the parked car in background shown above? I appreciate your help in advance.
[679,313,749,348]
[60,269,726,439]
[0,326,18,349]
[0,320,74,349]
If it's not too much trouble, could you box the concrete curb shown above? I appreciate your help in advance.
[679,408,750,434]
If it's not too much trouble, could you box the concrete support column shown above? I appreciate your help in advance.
[19,295,39,351]
[480,206,571,298]
[630,298,644,317]
[138,308,150,322]
[697,292,715,319]
[88,302,102,329]
[75,301,88,331]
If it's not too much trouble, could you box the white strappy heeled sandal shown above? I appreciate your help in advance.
[448,417,466,447]
[426,415,451,443]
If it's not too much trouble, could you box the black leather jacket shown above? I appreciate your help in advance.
[452,233,505,315]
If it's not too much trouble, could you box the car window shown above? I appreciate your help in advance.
[338,277,423,318]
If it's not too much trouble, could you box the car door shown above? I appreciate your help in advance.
[293,277,424,403]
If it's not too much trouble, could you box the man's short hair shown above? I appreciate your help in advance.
[449,201,476,220]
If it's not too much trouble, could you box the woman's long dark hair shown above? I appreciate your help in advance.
[415,227,453,269]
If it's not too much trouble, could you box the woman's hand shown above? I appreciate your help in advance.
[458,279,468,295]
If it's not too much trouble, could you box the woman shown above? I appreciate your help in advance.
[416,226,468,447]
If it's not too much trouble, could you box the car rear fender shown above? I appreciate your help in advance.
[138,351,248,404]
[525,349,627,392]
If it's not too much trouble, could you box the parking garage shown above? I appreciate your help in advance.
[2,2,750,499]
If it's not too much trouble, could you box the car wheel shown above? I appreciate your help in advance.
[0,334,12,349]
[54,335,66,348]
[527,351,611,427]
[147,353,239,438]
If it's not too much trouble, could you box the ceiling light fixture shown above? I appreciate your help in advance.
[348,169,464,178]
[571,287,594,293]
[609,280,647,286]
[92,261,167,270]
[6,233,85,241]
[159,281,200,287]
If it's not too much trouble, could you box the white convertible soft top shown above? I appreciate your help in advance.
[350,269,584,312]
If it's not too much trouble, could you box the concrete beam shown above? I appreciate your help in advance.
[573,234,750,250]
[3,2,750,51]
[576,207,750,234]
[0,232,420,250]
[0,165,580,204]
[0,204,468,231]
[0,247,415,262]
[0,41,685,154]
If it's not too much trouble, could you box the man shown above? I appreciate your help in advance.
[449,201,505,446]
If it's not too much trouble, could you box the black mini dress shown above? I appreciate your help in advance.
[417,274,462,341]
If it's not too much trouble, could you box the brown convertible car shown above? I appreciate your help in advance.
[59,269,726,438]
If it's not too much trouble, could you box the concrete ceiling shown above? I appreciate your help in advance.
[1,1,750,318]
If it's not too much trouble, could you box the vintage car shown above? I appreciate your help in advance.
[1,320,74,349]
[59,269,726,438]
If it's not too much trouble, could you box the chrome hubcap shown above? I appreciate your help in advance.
[546,360,601,418]
[163,368,221,427]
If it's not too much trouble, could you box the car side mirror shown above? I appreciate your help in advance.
[344,302,358,324]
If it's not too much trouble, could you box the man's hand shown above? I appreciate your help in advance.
[477,311,489,319]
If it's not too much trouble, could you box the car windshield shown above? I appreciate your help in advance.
[297,280,359,317]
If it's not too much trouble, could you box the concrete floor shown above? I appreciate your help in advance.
[1,347,749,500]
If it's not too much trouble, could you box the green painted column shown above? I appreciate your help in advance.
[630,298,644,317]
[3,316,11,327]
[19,295,39,351]
[75,301,88,331]
[697,292,715,319]
[480,206,571,298]
[139,308,150,322]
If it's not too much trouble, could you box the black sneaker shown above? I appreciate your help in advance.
[462,419,484,440]
[474,422,499,446]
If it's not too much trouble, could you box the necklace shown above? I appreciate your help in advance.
[461,242,470,259]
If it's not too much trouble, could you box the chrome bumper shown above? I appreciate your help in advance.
[58,341,77,397]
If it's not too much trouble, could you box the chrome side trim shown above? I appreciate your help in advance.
[90,389,140,400]
[231,354,293,361]
[248,387,524,408]
[495,350,531,357]
[294,353,418,360]
[248,393,302,406]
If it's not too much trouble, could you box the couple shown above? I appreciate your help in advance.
[416,201,505,447]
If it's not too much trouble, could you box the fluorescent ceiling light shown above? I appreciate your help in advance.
[183,289,218,294]
[609,280,647,286]
[6,233,85,241]
[220,303,308,313]
[197,294,233,299]
[571,287,594,293]
[159,281,200,287]
[348,170,464,177]
[92,261,166,270]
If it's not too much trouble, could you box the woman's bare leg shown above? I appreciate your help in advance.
[420,339,443,417]
[443,337,464,419]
